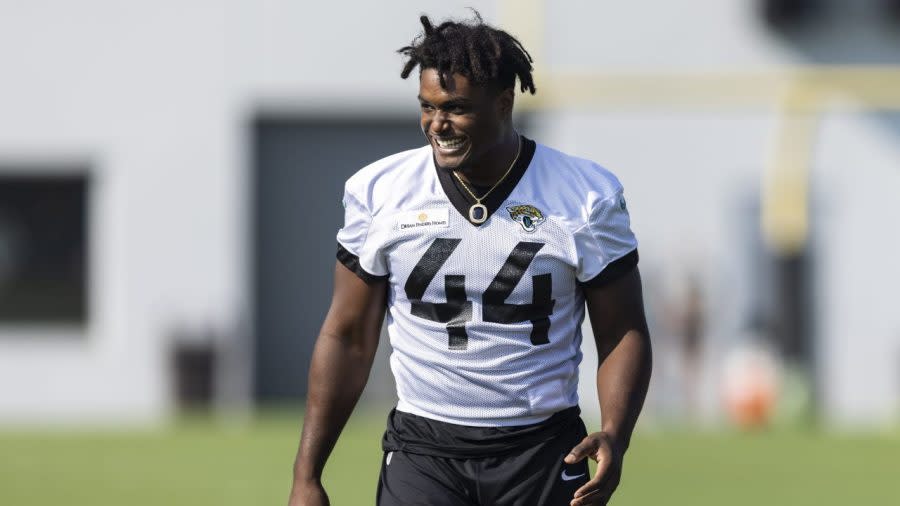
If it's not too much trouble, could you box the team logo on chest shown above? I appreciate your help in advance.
[506,204,545,232]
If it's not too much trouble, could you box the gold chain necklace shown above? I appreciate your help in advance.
[452,135,522,224]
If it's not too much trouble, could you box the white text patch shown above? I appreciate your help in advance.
[397,208,450,230]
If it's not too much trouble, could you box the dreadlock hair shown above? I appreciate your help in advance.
[398,11,536,95]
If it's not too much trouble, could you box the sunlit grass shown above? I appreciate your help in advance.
[1,409,897,505]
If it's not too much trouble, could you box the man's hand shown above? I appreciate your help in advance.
[288,479,330,506]
[565,431,625,506]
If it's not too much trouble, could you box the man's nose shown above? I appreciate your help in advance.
[429,111,451,135]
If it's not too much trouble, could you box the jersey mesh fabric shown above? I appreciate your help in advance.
[336,142,637,426]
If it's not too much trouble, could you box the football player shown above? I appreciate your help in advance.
[289,12,652,506]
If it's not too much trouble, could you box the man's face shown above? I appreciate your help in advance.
[418,68,511,172]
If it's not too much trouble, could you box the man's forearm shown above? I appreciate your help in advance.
[596,328,652,451]
[293,329,378,484]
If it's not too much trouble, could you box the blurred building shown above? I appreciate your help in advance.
[0,0,898,428]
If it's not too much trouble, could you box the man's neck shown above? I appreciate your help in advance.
[455,132,521,188]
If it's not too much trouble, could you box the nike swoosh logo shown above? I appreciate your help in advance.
[561,470,586,481]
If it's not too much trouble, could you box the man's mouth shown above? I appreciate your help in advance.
[432,136,468,153]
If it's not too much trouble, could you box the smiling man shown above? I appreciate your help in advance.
[288,13,652,506]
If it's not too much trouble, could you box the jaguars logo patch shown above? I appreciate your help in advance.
[506,204,545,232]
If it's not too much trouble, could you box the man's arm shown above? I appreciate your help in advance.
[566,266,653,506]
[288,260,388,506]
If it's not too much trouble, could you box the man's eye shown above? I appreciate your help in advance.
[420,103,434,111]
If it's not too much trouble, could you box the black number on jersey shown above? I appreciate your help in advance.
[482,242,555,345]
[404,239,556,350]
[404,239,471,350]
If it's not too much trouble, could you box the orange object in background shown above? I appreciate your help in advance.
[722,346,780,429]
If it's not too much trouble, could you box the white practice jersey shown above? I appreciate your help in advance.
[336,137,638,426]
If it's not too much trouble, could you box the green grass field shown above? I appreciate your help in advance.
[1,410,898,505]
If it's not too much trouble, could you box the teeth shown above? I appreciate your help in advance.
[435,137,465,149]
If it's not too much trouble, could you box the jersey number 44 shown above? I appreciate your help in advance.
[404,238,556,350]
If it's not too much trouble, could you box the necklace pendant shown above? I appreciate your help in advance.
[469,203,488,224]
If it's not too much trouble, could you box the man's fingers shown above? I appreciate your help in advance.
[569,485,610,506]
[564,436,599,464]
[572,474,606,502]
[571,474,618,506]
[568,433,622,506]
[571,453,618,505]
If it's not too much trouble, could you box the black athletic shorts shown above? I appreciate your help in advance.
[377,407,590,506]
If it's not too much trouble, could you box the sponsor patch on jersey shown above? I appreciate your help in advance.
[396,208,450,230]
[506,204,545,232]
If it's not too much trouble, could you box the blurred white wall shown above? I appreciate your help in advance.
[0,0,502,424]
[815,112,900,425]
[0,0,898,427]
[0,1,238,422]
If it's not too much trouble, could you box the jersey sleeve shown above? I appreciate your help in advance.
[574,188,639,287]
[335,185,388,283]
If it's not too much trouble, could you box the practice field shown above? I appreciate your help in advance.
[1,410,898,505]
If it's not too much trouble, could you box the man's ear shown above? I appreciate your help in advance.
[496,88,515,117]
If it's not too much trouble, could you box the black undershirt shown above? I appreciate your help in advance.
[382,406,582,458]
[450,174,492,199]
